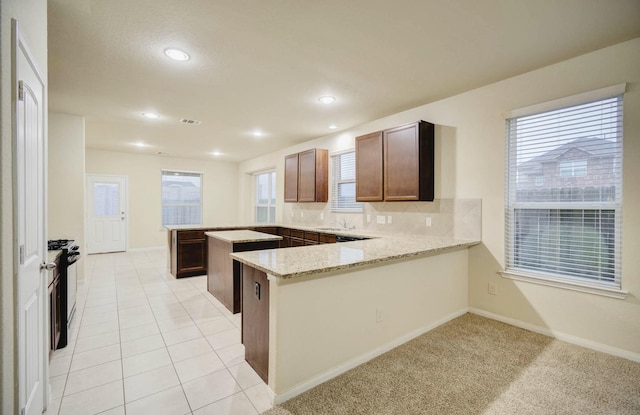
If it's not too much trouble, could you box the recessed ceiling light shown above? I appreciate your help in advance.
[142,112,159,119]
[132,142,147,148]
[318,96,336,104]
[211,151,222,156]
[329,125,338,130]
[164,48,190,61]
[252,130,263,137]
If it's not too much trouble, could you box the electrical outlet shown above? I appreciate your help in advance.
[387,215,392,224]
[376,215,386,224]
[320,212,324,220]
[425,217,432,227]
[367,214,371,223]
[376,307,384,323]
[488,282,497,295]
[300,211,304,218]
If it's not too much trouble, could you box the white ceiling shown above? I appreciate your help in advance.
[48,0,640,162]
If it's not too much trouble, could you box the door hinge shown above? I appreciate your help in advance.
[18,80,24,101]
[19,244,25,265]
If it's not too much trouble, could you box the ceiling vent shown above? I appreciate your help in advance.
[180,118,202,125]
[156,151,171,156]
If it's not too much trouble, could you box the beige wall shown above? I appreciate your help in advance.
[239,38,640,358]
[0,0,48,413]
[86,149,240,249]
[270,248,469,399]
[49,113,86,279]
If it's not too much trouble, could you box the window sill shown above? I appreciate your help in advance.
[499,270,628,300]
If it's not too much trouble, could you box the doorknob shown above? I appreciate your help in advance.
[40,262,56,271]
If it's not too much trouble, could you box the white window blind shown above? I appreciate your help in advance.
[161,170,203,226]
[255,170,276,223]
[331,150,363,212]
[505,94,623,288]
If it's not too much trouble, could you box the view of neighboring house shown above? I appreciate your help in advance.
[516,136,618,203]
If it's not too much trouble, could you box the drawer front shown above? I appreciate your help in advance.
[278,227,291,236]
[319,233,337,244]
[178,230,206,241]
[303,231,319,242]
[290,229,304,239]
[257,226,278,235]
[290,238,305,247]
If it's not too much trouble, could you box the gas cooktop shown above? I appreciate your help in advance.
[48,239,76,251]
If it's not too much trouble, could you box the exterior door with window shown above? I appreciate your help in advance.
[86,175,128,253]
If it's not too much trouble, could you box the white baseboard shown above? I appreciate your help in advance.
[468,308,640,363]
[273,307,468,405]
[126,246,165,253]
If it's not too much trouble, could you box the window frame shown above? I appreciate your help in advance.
[502,85,627,299]
[254,170,276,224]
[161,169,203,227]
[330,149,363,213]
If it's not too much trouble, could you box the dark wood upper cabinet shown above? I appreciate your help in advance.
[284,153,299,202]
[383,121,435,201]
[355,121,435,202]
[355,131,384,202]
[284,148,328,202]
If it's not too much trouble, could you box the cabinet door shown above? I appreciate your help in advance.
[177,237,207,277]
[242,264,269,383]
[356,131,383,201]
[297,149,317,202]
[384,122,421,201]
[284,153,299,202]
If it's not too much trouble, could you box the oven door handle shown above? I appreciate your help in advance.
[41,261,57,271]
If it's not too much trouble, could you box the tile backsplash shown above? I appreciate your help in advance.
[283,199,481,240]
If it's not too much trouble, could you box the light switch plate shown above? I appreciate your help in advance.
[376,215,386,224]
[425,217,432,227]
[387,215,392,224]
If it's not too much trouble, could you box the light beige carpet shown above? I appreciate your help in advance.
[264,313,640,415]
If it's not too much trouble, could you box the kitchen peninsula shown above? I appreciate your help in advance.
[231,234,478,402]
[167,224,479,403]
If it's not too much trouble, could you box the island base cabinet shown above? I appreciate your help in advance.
[242,264,269,383]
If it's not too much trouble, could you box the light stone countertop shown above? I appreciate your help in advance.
[205,230,282,243]
[165,223,370,239]
[230,235,480,280]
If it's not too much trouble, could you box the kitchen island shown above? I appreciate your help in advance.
[205,230,281,313]
[231,235,479,404]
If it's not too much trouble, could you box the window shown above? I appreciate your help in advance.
[559,160,587,177]
[161,170,202,226]
[331,150,362,212]
[255,170,276,223]
[505,93,623,290]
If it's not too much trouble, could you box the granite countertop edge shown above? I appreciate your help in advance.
[230,238,480,280]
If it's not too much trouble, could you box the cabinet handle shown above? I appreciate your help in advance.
[255,282,261,300]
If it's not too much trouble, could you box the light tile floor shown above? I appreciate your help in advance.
[45,249,273,415]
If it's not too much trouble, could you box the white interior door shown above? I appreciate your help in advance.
[86,175,128,253]
[14,19,47,415]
